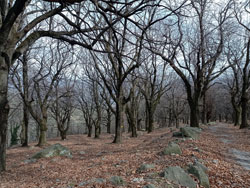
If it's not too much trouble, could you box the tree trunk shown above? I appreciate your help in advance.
[190,102,199,127]
[137,119,142,131]
[21,54,29,146]
[240,38,250,129]
[147,108,154,133]
[106,109,111,133]
[87,125,92,137]
[113,98,123,143]
[145,104,149,131]
[240,95,248,129]
[126,105,137,137]
[95,124,100,139]
[131,124,137,137]
[37,121,47,146]
[0,56,9,172]
[234,107,241,126]
[60,131,67,140]
[20,114,29,147]
[169,109,172,127]
[201,93,207,124]
[175,117,179,128]
[21,105,29,146]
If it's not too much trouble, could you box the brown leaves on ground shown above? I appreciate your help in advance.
[1,123,250,188]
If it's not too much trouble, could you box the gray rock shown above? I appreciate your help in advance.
[188,164,210,188]
[132,177,144,183]
[79,151,86,155]
[212,159,218,164]
[172,132,183,137]
[78,181,88,186]
[78,178,106,186]
[162,142,182,155]
[24,158,37,164]
[193,147,201,152]
[160,166,197,188]
[51,158,59,162]
[110,176,126,186]
[143,184,157,188]
[31,143,72,159]
[93,178,106,184]
[180,127,202,139]
[137,164,155,173]
[193,161,208,174]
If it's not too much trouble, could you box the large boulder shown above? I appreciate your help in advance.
[180,127,202,139]
[162,142,182,155]
[160,166,197,188]
[31,143,72,159]
[188,163,210,188]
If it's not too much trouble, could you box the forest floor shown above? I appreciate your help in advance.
[1,122,250,188]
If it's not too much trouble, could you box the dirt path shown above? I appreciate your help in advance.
[208,123,250,171]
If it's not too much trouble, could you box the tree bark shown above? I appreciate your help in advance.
[234,107,242,126]
[240,38,250,129]
[240,95,248,129]
[87,124,92,137]
[126,105,137,137]
[21,53,29,146]
[0,56,9,172]
[60,131,67,140]
[37,120,47,146]
[147,107,154,133]
[189,101,199,127]
[94,124,100,139]
[106,109,111,133]
[201,92,207,124]
[113,97,123,143]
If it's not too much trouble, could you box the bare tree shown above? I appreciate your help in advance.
[125,75,142,137]
[139,52,171,132]
[0,0,106,172]
[0,0,161,172]
[50,73,76,140]
[11,42,74,146]
[77,83,95,137]
[165,79,187,128]
[150,0,231,127]
[233,0,250,128]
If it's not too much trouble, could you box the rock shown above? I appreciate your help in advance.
[143,184,157,188]
[78,181,88,186]
[91,178,106,184]
[212,159,218,164]
[162,142,182,155]
[110,176,126,186]
[79,151,86,155]
[193,161,208,173]
[188,164,210,188]
[51,158,59,162]
[24,158,37,164]
[172,132,183,137]
[137,164,155,173]
[132,177,144,183]
[180,127,202,139]
[78,178,106,186]
[193,147,201,152]
[160,166,197,188]
[31,143,72,159]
